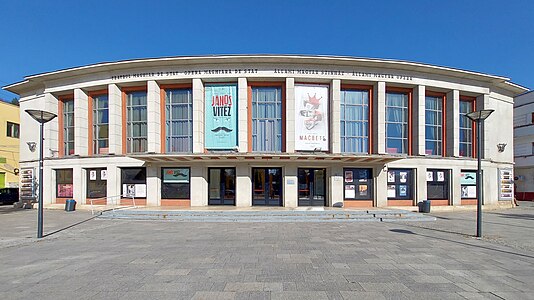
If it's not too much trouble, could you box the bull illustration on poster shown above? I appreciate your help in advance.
[295,85,329,151]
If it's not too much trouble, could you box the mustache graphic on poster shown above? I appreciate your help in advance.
[205,84,237,149]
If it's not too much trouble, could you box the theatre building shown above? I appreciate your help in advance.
[4,55,526,208]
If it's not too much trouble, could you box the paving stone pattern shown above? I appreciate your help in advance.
[0,203,533,299]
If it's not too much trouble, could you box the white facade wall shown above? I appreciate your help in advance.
[8,56,524,208]
[514,91,534,198]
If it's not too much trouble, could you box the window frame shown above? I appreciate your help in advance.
[6,121,19,138]
[56,169,73,198]
[161,167,191,199]
[386,168,414,200]
[88,90,109,155]
[385,87,412,155]
[343,168,373,200]
[426,169,450,201]
[86,168,107,199]
[340,84,373,154]
[120,167,147,199]
[58,94,75,157]
[425,91,446,156]
[122,87,148,154]
[160,84,193,153]
[459,96,476,158]
[247,82,285,152]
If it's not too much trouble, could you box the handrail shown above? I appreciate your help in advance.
[89,194,136,215]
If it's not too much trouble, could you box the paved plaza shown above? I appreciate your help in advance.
[0,203,533,299]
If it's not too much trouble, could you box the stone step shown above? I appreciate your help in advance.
[98,209,436,222]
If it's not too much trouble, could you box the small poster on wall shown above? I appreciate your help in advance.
[467,186,477,198]
[498,169,514,200]
[345,185,355,198]
[426,171,433,182]
[89,170,97,181]
[387,171,395,183]
[359,185,368,196]
[437,171,444,182]
[101,170,107,180]
[135,184,147,198]
[387,185,396,198]
[399,172,407,183]
[344,171,353,183]
[399,185,407,197]
[461,186,468,198]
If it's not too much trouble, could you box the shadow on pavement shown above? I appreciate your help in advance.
[43,213,101,238]
[390,227,534,260]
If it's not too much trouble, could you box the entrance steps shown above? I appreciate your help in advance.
[98,208,436,222]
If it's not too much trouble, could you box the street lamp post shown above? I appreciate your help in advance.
[465,109,494,238]
[25,109,57,238]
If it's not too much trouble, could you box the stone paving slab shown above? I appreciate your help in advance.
[0,202,534,299]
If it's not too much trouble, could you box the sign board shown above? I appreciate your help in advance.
[498,168,513,200]
[295,85,329,151]
[205,84,237,149]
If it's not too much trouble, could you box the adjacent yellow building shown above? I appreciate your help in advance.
[0,101,20,188]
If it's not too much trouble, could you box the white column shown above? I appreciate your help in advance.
[192,79,204,153]
[146,165,159,206]
[238,78,248,152]
[106,165,121,202]
[190,165,207,206]
[375,165,387,207]
[447,90,460,157]
[74,88,89,156]
[331,79,341,154]
[284,163,298,207]
[43,165,54,205]
[374,82,386,154]
[236,165,251,207]
[451,168,461,205]
[285,78,296,153]
[476,94,490,159]
[416,166,427,203]
[147,80,161,153]
[108,84,122,155]
[44,93,59,158]
[73,165,84,203]
[413,85,426,156]
[330,165,343,206]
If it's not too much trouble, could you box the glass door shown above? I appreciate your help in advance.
[298,168,326,206]
[252,168,282,206]
[208,168,236,205]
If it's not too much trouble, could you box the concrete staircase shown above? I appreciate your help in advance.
[98,209,436,222]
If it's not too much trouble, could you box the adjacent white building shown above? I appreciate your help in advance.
[3,55,527,209]
[514,90,534,200]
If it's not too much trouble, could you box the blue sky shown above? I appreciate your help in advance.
[1,0,532,101]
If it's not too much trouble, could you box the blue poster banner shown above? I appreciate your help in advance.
[205,84,237,149]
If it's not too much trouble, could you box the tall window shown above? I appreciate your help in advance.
[92,94,109,154]
[62,99,75,156]
[459,98,474,157]
[251,86,282,152]
[386,91,409,154]
[340,89,370,153]
[6,122,19,138]
[56,169,73,198]
[125,91,147,153]
[425,94,444,156]
[165,88,192,152]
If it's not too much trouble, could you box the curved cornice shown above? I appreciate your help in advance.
[3,54,528,95]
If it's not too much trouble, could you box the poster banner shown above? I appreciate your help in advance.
[163,168,190,183]
[498,169,514,200]
[460,171,476,185]
[295,85,329,151]
[205,84,237,149]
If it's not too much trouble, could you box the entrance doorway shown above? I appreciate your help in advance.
[208,168,236,205]
[252,168,282,206]
[298,168,326,206]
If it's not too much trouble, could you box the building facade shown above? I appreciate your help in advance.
[0,101,20,188]
[514,90,534,200]
[3,55,527,208]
